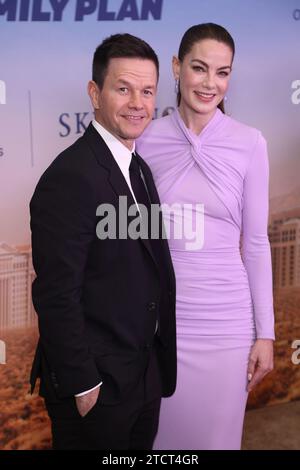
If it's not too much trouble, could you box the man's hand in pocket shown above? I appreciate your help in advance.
[75,386,100,417]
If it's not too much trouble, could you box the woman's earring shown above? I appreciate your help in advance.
[224,96,228,102]
[174,79,179,94]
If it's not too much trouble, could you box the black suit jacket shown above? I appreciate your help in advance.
[30,123,176,405]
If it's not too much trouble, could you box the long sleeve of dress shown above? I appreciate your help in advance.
[241,132,275,339]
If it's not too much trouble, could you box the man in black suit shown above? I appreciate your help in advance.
[30,33,176,450]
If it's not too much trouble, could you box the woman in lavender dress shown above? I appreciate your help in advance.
[137,23,275,450]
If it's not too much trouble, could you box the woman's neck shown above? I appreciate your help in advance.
[178,104,217,135]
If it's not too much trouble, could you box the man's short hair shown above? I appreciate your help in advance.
[92,33,159,88]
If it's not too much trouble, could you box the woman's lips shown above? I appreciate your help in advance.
[194,91,216,102]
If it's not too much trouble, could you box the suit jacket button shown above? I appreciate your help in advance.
[148,302,156,312]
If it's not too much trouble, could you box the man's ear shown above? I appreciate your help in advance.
[87,80,100,110]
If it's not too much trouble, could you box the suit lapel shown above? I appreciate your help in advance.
[84,123,158,271]
[84,123,135,206]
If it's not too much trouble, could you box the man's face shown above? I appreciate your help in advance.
[89,58,158,150]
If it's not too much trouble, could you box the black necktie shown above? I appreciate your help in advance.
[129,153,151,216]
[130,154,160,336]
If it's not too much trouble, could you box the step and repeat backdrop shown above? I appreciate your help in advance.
[0,0,300,449]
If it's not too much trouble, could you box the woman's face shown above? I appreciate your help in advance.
[173,39,233,119]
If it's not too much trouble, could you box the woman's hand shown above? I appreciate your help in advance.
[247,339,274,392]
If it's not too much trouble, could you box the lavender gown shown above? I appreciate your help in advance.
[137,108,275,450]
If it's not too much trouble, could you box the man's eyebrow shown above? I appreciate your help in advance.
[116,79,156,89]
[116,79,131,86]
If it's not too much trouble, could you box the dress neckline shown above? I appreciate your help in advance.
[172,107,225,144]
